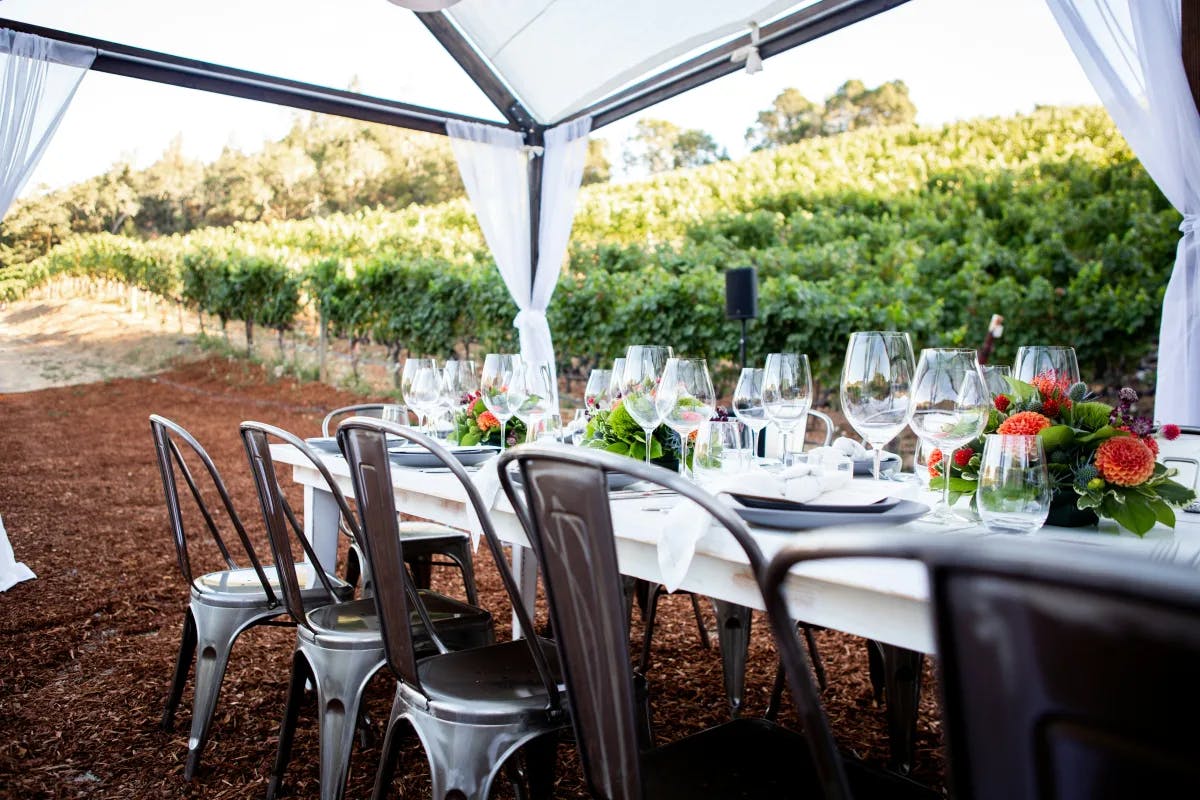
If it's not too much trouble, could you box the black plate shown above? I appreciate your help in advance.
[387,445,497,469]
[508,470,638,492]
[730,493,902,514]
[304,437,342,455]
[853,453,902,475]
[732,498,929,530]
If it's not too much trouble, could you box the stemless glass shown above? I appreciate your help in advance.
[762,353,812,467]
[1014,346,1080,385]
[980,364,1012,398]
[608,358,627,403]
[508,361,556,443]
[401,357,439,430]
[977,434,1052,534]
[571,409,589,445]
[840,332,916,480]
[621,345,673,465]
[656,357,717,479]
[693,419,749,484]
[909,348,990,520]
[732,368,769,458]
[481,353,521,452]
[584,368,614,413]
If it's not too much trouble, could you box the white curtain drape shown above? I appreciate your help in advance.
[1045,1,1200,424]
[448,116,592,370]
[0,29,95,220]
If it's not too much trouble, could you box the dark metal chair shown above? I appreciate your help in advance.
[151,414,337,780]
[240,421,494,800]
[323,402,479,602]
[762,533,1200,800]
[336,417,567,800]
[498,444,926,799]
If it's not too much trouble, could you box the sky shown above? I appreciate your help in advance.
[6,0,1101,198]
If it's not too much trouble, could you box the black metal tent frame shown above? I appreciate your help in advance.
[1,0,911,289]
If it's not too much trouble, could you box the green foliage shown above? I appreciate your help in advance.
[582,404,677,464]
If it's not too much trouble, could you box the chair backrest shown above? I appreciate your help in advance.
[336,417,559,702]
[239,421,356,628]
[497,444,849,800]
[149,414,275,603]
[761,534,1200,800]
[321,404,402,437]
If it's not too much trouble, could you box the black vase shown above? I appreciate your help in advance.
[1046,489,1100,528]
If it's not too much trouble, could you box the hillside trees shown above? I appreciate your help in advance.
[746,78,917,149]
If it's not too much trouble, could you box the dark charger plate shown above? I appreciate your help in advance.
[731,493,902,514]
[730,496,928,530]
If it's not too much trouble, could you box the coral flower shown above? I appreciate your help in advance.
[927,448,943,477]
[1094,436,1156,486]
[993,394,1011,412]
[1142,436,1160,458]
[997,411,1052,436]
[477,411,499,431]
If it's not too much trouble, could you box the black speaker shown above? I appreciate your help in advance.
[725,267,758,320]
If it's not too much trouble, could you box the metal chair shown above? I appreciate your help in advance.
[337,418,567,800]
[762,533,1200,800]
[498,445,925,799]
[324,402,479,602]
[151,414,340,780]
[240,421,494,800]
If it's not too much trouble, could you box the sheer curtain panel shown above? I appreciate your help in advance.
[448,117,591,371]
[0,29,95,219]
[1045,1,1200,424]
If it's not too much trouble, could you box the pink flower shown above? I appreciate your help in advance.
[1162,423,1181,441]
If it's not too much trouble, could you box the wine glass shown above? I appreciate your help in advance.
[840,332,916,480]
[508,361,556,443]
[656,357,716,479]
[570,409,589,445]
[442,359,479,414]
[402,358,442,434]
[584,368,614,413]
[401,358,437,428]
[909,348,990,521]
[481,353,520,452]
[732,367,769,459]
[1014,345,1080,386]
[762,353,812,467]
[980,364,1011,398]
[621,345,673,465]
[608,358,627,404]
[977,434,1052,534]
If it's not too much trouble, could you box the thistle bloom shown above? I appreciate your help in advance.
[1094,436,1155,486]
[997,411,1052,436]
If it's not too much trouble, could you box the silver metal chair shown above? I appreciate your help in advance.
[324,402,479,602]
[151,414,341,780]
[240,421,494,800]
[336,418,566,800]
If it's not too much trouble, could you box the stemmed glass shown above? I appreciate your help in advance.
[908,348,990,521]
[980,364,1011,398]
[442,359,479,439]
[481,353,520,452]
[840,332,916,480]
[608,358,627,404]
[1014,345,1080,385]
[732,367,769,458]
[656,357,716,479]
[584,368,614,413]
[401,357,441,434]
[762,353,812,467]
[621,345,672,465]
[508,361,556,443]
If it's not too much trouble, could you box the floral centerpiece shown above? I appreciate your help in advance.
[448,390,526,448]
[930,374,1195,535]
[580,400,681,467]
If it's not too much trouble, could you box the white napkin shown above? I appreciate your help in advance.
[0,514,35,592]
[657,463,890,593]
[464,458,503,552]
[829,437,899,464]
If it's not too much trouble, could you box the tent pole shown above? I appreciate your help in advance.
[1185,0,1200,115]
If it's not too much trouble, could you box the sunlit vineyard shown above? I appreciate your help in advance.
[1,106,1178,387]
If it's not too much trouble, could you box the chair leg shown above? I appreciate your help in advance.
[309,645,385,800]
[688,592,711,650]
[713,600,752,718]
[765,661,787,722]
[413,714,541,800]
[638,583,664,673]
[345,544,363,593]
[802,625,827,692]
[452,542,479,606]
[267,651,312,800]
[184,602,269,780]
[370,696,408,800]
[162,609,197,730]
[523,730,559,800]
[872,641,924,776]
[408,554,433,591]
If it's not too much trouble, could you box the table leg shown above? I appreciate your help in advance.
[713,600,752,718]
[302,484,341,570]
[510,543,538,639]
[868,639,924,775]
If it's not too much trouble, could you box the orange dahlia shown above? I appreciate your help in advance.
[1094,436,1155,486]
[927,448,943,477]
[1142,436,1160,458]
[477,411,499,431]
[997,411,1052,436]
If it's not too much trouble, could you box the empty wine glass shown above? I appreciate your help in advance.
[401,357,438,430]
[404,359,443,435]
[732,367,769,459]
[442,359,479,416]
[570,409,589,445]
[508,361,556,443]
[909,348,990,521]
[1014,345,1080,386]
[840,332,916,480]
[621,345,672,465]
[481,353,520,452]
[977,434,1051,534]
[608,358,627,403]
[584,368,614,413]
[656,357,716,479]
[762,353,812,467]
[980,364,1011,398]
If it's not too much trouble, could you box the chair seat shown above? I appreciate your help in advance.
[417,638,562,715]
[306,591,494,650]
[193,564,351,608]
[396,521,470,543]
[643,717,936,800]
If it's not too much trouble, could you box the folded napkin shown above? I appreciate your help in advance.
[465,458,502,552]
[829,437,899,463]
[0,514,35,592]
[657,463,892,593]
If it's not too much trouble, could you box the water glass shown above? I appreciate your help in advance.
[622,345,673,464]
[840,332,915,480]
[732,367,768,457]
[509,361,556,443]
[1014,345,1080,386]
[442,359,479,416]
[481,353,521,451]
[977,434,1051,534]
[584,368,614,412]
[381,404,407,425]
[693,420,750,484]
[401,357,439,429]
[570,409,589,445]
[656,357,716,479]
[763,353,812,467]
[980,364,1011,398]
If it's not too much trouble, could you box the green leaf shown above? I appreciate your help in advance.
[1076,425,1124,445]
[604,441,630,456]
[459,429,481,446]
[1003,376,1039,403]
[1153,478,1197,506]
[1102,492,1157,536]
[1145,496,1176,528]
[1038,424,1075,451]
[1071,401,1114,431]
[928,476,978,494]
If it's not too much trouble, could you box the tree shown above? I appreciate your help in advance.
[582,138,611,185]
[745,87,823,150]
[623,119,727,175]
[746,79,918,150]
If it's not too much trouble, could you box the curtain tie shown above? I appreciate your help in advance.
[730,22,762,75]
[514,309,547,330]
[1181,213,1198,237]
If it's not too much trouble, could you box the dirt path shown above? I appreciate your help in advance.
[0,297,205,393]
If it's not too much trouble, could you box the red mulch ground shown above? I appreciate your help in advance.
[0,357,946,798]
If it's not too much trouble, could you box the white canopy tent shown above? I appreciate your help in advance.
[0,0,1198,421]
